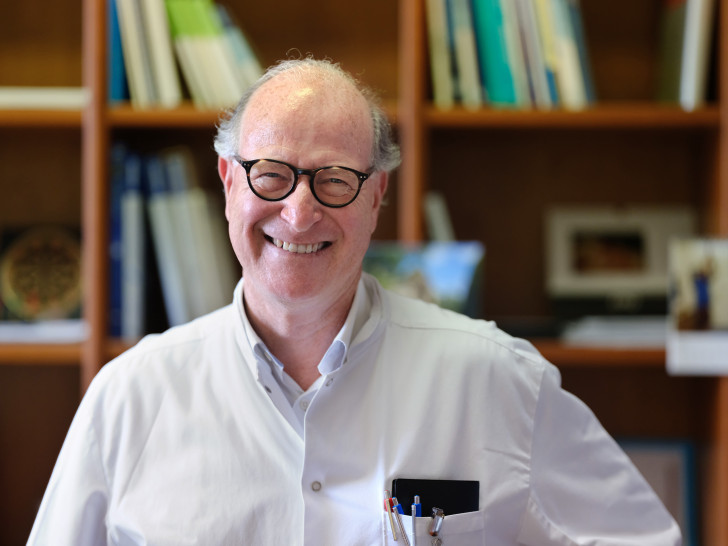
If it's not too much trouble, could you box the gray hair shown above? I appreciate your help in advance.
[213,58,401,174]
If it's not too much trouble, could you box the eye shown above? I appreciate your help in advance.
[322,176,347,185]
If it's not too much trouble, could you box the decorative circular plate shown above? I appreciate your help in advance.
[0,226,82,320]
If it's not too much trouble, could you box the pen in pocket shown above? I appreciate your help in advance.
[391,497,410,546]
[411,495,420,546]
[384,490,398,541]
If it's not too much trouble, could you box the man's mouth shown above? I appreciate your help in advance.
[268,236,330,254]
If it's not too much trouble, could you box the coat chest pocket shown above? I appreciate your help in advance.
[381,510,485,545]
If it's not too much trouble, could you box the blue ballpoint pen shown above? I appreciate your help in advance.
[413,494,421,517]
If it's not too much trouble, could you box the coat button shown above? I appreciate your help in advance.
[311,481,322,492]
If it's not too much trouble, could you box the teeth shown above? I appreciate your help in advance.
[273,238,323,254]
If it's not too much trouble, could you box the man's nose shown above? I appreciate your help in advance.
[280,176,322,231]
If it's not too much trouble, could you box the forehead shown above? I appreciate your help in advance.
[239,70,374,157]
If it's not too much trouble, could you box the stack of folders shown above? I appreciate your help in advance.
[426,0,595,111]
[109,144,239,339]
[109,0,263,108]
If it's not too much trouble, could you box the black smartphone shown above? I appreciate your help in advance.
[391,478,479,516]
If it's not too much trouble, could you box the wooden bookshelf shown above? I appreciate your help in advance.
[0,109,83,128]
[2,0,728,543]
[0,344,83,366]
[397,0,728,543]
[533,341,666,368]
[424,103,721,129]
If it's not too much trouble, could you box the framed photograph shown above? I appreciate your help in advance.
[363,241,485,318]
[619,439,698,546]
[667,238,728,375]
[546,206,696,302]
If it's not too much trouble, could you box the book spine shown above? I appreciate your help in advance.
[107,0,130,103]
[425,0,456,109]
[471,0,519,106]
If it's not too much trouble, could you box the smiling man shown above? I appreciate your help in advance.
[216,62,390,389]
[28,59,680,545]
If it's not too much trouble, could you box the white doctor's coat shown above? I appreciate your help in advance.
[28,274,680,545]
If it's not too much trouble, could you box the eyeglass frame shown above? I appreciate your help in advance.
[234,156,372,208]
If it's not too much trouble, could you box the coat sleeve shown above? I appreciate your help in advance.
[516,364,682,546]
[26,389,109,546]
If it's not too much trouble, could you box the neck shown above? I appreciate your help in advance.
[243,282,357,390]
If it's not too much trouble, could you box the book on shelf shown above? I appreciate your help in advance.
[549,0,590,110]
[514,0,553,109]
[108,0,130,104]
[532,0,561,104]
[679,0,717,110]
[499,0,531,107]
[216,4,263,91]
[565,0,595,104]
[470,0,519,107]
[145,153,192,327]
[0,87,88,109]
[144,146,238,327]
[114,0,158,108]
[139,0,183,108]
[430,0,594,110]
[447,0,484,109]
[423,191,456,241]
[110,144,158,340]
[122,149,148,339]
[108,0,261,109]
[656,0,716,109]
[458,0,596,110]
[425,0,456,109]
[109,144,125,336]
[165,0,251,109]
[160,146,237,317]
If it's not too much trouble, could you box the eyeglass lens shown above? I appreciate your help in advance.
[248,160,360,206]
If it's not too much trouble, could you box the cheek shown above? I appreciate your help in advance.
[357,193,382,236]
[225,191,259,252]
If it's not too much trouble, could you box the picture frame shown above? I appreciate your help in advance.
[619,439,698,546]
[363,241,485,318]
[667,238,728,375]
[545,206,696,302]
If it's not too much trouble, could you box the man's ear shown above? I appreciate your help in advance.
[369,171,389,234]
[218,156,235,221]
[371,171,389,212]
[218,155,234,196]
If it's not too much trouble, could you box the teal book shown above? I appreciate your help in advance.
[471,0,518,106]
[107,0,129,103]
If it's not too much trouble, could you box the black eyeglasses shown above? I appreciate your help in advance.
[234,157,371,208]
